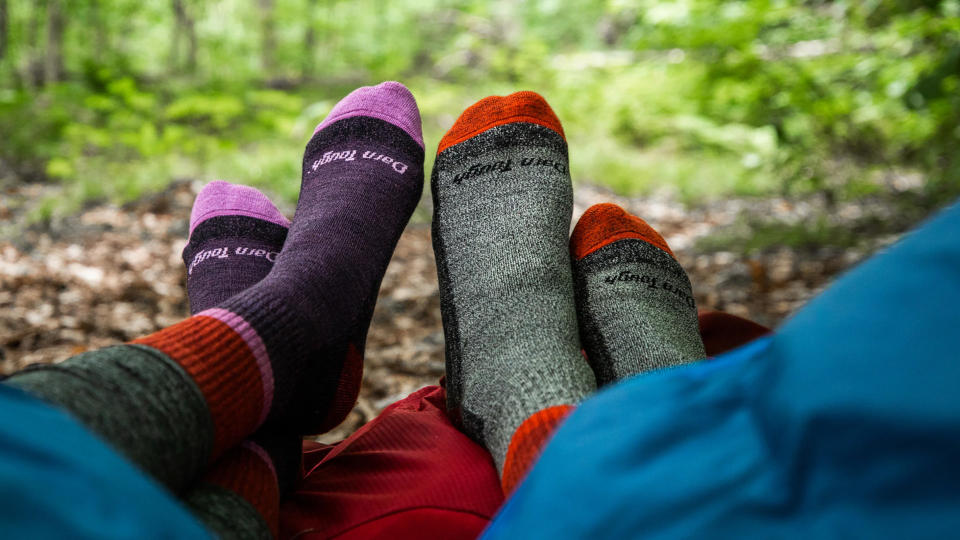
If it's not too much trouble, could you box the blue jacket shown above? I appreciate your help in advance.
[0,383,210,539]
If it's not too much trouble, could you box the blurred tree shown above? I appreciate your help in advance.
[44,0,65,83]
[259,0,277,78]
[87,0,108,65]
[0,0,8,62]
[25,1,45,87]
[170,0,198,74]
[302,0,318,81]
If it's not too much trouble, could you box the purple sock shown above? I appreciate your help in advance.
[218,81,425,433]
[182,181,290,314]
[182,181,304,494]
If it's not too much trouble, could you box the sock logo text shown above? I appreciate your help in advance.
[452,157,567,184]
[311,149,409,174]
[188,246,279,275]
[604,271,695,308]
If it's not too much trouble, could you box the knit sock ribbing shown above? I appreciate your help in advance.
[187,441,284,539]
[179,181,303,539]
[570,203,706,386]
[432,91,597,486]
[273,81,425,433]
[183,182,301,480]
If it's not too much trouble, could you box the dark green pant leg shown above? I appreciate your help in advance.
[5,344,213,492]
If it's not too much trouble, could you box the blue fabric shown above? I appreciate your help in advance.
[485,200,960,539]
[0,384,211,539]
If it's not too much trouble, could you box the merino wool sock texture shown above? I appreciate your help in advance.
[171,80,423,436]
[5,82,424,494]
[431,92,596,491]
[570,203,706,386]
[263,81,425,433]
[181,184,302,477]
[182,181,290,314]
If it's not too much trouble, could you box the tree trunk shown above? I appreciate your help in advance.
[26,0,46,87]
[45,0,66,83]
[259,0,277,78]
[0,0,8,62]
[170,0,197,74]
[186,5,197,73]
[88,0,108,64]
[169,0,181,71]
[302,0,318,81]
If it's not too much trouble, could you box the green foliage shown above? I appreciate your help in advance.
[1,0,958,220]
[696,216,862,252]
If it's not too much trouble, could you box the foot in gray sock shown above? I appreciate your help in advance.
[570,203,706,386]
[431,91,596,491]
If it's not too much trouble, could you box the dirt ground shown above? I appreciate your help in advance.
[0,180,910,440]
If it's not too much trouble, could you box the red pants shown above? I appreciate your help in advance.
[280,311,768,539]
[280,384,504,539]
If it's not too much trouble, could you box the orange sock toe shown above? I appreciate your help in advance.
[501,405,574,495]
[570,203,704,387]
[570,203,674,260]
[438,91,565,154]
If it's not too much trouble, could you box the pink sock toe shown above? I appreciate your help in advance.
[189,181,291,236]
[313,81,423,149]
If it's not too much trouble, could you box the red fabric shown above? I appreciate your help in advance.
[436,91,565,154]
[279,311,768,538]
[316,343,365,434]
[570,203,675,260]
[328,508,490,540]
[698,310,772,356]
[279,385,504,539]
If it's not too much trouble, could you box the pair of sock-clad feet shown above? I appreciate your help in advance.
[182,81,707,497]
[7,80,708,537]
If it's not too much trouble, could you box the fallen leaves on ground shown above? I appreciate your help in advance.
[0,181,906,441]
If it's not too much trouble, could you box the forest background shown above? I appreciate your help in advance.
[1,0,958,223]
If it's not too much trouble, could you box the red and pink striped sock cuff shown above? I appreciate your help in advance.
[133,310,273,457]
[202,441,281,538]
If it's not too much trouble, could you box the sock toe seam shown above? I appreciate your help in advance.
[575,229,674,259]
[191,209,290,231]
[318,109,423,147]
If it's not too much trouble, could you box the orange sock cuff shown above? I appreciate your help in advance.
[501,404,574,494]
[202,442,280,538]
[437,91,565,154]
[570,202,674,260]
[133,315,267,457]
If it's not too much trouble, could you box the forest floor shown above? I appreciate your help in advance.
[0,180,935,441]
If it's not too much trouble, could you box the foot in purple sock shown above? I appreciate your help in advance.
[220,81,425,433]
[182,183,303,494]
[182,181,290,314]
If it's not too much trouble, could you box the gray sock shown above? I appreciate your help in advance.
[570,203,706,386]
[431,92,596,475]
